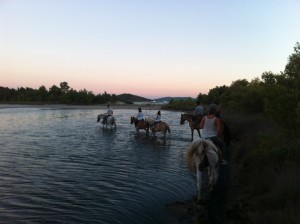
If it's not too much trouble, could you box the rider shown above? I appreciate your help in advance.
[154,110,161,127]
[194,100,204,124]
[135,107,144,126]
[200,103,228,164]
[103,104,113,124]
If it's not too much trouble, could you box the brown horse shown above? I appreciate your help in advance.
[151,121,171,138]
[180,113,231,146]
[130,116,152,133]
[180,113,202,141]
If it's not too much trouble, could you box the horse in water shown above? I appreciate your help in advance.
[151,122,171,138]
[97,114,117,129]
[130,116,153,133]
[186,138,221,202]
[180,113,202,141]
[180,113,231,147]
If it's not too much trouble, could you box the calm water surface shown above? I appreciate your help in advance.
[0,108,197,224]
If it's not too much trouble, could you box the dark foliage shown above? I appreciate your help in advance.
[0,82,120,105]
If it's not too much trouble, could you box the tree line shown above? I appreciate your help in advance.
[165,42,300,135]
[0,82,119,105]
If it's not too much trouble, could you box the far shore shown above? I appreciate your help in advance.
[0,103,162,110]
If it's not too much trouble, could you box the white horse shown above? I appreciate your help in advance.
[186,138,221,202]
[97,114,117,129]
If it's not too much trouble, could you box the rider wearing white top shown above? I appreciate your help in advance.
[200,103,227,164]
[135,108,144,125]
[201,116,217,138]
[103,105,113,124]
[136,108,144,120]
[154,110,161,126]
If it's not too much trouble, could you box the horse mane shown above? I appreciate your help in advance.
[182,113,195,118]
[186,139,205,172]
[186,139,218,172]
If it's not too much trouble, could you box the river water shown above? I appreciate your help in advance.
[0,107,197,224]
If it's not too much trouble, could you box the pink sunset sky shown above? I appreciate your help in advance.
[1,1,300,99]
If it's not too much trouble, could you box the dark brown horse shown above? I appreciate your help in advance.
[130,116,152,133]
[180,113,231,146]
[180,113,202,141]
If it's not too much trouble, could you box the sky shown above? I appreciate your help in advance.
[1,0,300,99]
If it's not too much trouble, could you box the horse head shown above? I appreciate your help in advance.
[130,116,135,124]
[180,114,185,125]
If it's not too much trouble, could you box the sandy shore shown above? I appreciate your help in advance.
[0,103,162,110]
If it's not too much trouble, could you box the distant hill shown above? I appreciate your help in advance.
[117,94,195,104]
[117,93,152,103]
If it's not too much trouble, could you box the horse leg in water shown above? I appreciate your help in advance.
[195,157,203,202]
[208,165,218,192]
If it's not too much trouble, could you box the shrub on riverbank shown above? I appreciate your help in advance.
[226,113,300,223]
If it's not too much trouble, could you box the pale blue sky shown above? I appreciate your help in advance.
[1,0,299,99]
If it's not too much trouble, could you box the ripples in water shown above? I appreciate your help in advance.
[0,108,196,223]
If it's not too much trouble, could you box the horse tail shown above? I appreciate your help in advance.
[167,124,171,133]
[186,139,202,173]
[97,115,100,122]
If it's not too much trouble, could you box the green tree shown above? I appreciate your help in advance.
[38,85,48,102]
[285,42,300,81]
[48,85,61,102]
[60,81,70,94]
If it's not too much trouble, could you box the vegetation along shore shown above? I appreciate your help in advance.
[1,42,300,223]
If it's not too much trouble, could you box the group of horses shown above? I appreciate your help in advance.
[96,114,171,138]
[130,116,171,138]
[97,112,231,203]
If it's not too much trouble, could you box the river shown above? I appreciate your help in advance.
[0,107,198,224]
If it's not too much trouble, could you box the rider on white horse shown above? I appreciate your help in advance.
[103,105,113,124]
[200,103,228,164]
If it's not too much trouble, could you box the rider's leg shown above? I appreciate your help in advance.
[103,115,109,124]
[209,136,228,164]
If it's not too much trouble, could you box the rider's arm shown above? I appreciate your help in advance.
[199,116,205,129]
